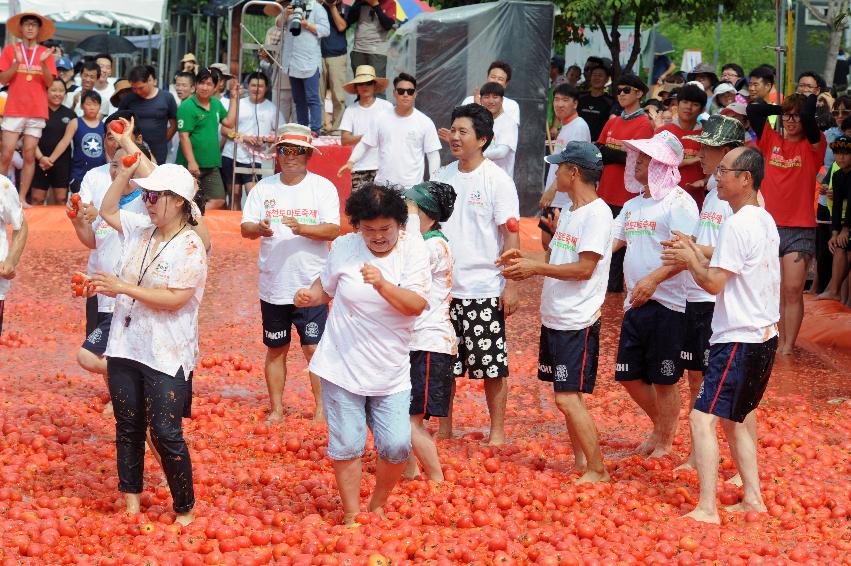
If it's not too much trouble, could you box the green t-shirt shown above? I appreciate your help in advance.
[176,95,227,169]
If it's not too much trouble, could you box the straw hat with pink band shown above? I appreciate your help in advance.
[273,123,322,155]
[623,130,684,201]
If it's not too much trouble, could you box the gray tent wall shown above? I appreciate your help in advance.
[387,0,554,215]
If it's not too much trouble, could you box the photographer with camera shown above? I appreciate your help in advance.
[318,0,348,134]
[345,0,395,95]
[277,0,330,137]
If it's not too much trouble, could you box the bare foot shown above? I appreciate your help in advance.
[435,428,453,440]
[634,434,657,456]
[816,291,841,302]
[724,500,767,513]
[21,201,32,209]
[682,507,720,524]
[487,435,506,446]
[674,454,696,471]
[175,510,195,526]
[266,410,284,423]
[648,445,672,459]
[343,513,359,526]
[778,346,795,355]
[125,493,141,515]
[576,469,610,484]
[102,401,114,417]
[366,506,387,521]
[725,473,743,487]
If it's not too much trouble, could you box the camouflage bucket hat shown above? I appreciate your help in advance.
[683,115,746,147]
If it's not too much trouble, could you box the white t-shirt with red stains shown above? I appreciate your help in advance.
[105,213,207,378]
[0,176,23,301]
[614,187,699,313]
[241,172,341,305]
[541,198,614,331]
[309,231,431,396]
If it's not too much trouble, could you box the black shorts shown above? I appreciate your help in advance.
[681,301,715,372]
[260,300,327,348]
[85,296,98,336]
[82,312,112,356]
[694,337,778,422]
[537,320,601,393]
[450,297,509,379]
[615,300,686,385]
[409,351,453,418]
[31,157,71,190]
[538,206,562,236]
[777,226,816,258]
[221,155,262,186]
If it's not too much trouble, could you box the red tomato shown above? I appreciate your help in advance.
[109,121,125,134]
[122,153,140,167]
[506,217,520,232]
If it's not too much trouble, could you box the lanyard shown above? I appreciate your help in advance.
[123,225,187,327]
[19,43,36,71]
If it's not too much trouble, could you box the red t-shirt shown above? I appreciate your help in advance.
[597,115,654,207]
[657,122,705,208]
[757,127,826,228]
[0,43,57,120]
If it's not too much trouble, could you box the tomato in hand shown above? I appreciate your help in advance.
[122,153,140,167]
[109,121,125,134]
[506,217,520,233]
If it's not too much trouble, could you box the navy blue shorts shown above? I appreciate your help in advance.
[82,312,112,356]
[615,300,686,385]
[681,301,715,372]
[260,301,327,348]
[694,337,778,422]
[409,351,453,418]
[537,320,601,393]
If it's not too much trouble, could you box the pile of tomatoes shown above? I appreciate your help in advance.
[0,211,848,565]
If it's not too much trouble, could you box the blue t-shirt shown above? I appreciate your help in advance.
[652,55,672,84]
[320,2,348,58]
[71,117,106,182]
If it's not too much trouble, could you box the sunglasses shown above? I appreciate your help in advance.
[832,109,851,117]
[395,88,416,96]
[616,86,635,95]
[141,189,172,205]
[277,145,309,156]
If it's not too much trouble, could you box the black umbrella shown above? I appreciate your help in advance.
[76,34,138,56]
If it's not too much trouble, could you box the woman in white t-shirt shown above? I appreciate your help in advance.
[295,183,431,525]
[90,162,208,526]
[401,182,457,483]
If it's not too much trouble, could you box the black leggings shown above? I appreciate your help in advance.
[107,357,194,513]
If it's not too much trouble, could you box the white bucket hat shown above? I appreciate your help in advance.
[130,164,202,221]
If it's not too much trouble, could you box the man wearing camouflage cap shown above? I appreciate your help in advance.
[670,114,747,471]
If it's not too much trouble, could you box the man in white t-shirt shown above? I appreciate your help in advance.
[93,54,115,117]
[436,103,520,445]
[221,72,284,205]
[496,141,612,483]
[0,175,28,337]
[477,82,518,178]
[662,146,779,525]
[338,73,441,189]
[241,124,341,422]
[539,84,592,249]
[612,131,699,459]
[673,115,747,471]
[339,65,392,192]
[456,60,520,125]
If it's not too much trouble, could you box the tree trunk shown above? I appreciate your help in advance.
[624,11,645,75]
[824,21,844,87]
[801,0,849,88]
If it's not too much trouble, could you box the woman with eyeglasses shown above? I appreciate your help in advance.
[595,73,654,292]
[747,93,827,355]
[90,148,210,525]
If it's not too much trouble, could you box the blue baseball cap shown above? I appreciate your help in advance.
[544,140,603,171]
[56,56,73,70]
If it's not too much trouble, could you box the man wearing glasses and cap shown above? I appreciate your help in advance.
[241,123,341,423]
[0,11,58,207]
